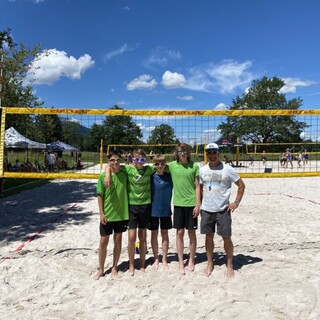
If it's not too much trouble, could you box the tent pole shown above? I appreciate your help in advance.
[0,54,5,183]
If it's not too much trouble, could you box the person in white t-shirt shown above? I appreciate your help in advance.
[46,151,56,172]
[199,143,245,278]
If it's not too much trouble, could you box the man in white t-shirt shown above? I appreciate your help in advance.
[199,143,245,278]
[46,151,56,172]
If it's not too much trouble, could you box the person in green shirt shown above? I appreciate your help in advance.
[95,151,129,280]
[168,143,200,274]
[105,149,154,275]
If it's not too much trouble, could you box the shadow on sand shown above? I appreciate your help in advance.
[0,179,97,247]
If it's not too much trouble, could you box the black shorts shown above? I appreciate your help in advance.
[200,209,231,237]
[128,204,151,230]
[148,216,173,231]
[100,220,129,236]
[173,206,198,230]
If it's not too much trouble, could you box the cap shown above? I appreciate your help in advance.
[205,143,219,152]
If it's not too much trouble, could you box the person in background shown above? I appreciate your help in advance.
[285,148,293,169]
[46,151,56,172]
[303,149,309,165]
[261,151,267,165]
[248,154,254,166]
[12,159,21,171]
[297,151,303,168]
[149,150,155,161]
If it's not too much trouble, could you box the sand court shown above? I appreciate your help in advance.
[0,177,319,319]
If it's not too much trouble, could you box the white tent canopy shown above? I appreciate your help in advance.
[5,127,47,149]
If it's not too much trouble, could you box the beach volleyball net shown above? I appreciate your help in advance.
[1,107,320,179]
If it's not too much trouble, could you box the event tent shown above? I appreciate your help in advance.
[5,127,47,149]
[46,140,79,152]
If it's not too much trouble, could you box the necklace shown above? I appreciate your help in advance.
[208,162,223,191]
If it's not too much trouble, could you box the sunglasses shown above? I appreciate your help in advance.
[177,150,188,155]
[109,158,121,163]
[206,151,218,155]
[132,158,146,163]
[154,162,165,167]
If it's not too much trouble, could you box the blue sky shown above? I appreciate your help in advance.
[1,0,320,113]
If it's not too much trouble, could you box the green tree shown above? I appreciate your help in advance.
[147,124,178,153]
[102,105,142,146]
[148,124,176,144]
[84,106,143,151]
[1,28,43,134]
[218,77,307,144]
[83,123,105,152]
[61,119,83,148]
[32,114,63,143]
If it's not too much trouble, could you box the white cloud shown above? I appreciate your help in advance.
[145,46,181,68]
[185,60,254,94]
[145,126,155,132]
[280,77,316,93]
[137,123,155,132]
[116,100,129,106]
[65,117,80,123]
[162,71,187,89]
[27,49,94,85]
[214,103,228,110]
[203,128,218,133]
[103,43,138,63]
[201,128,222,144]
[127,74,157,91]
[300,131,320,142]
[177,95,194,101]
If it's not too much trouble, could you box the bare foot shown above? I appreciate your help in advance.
[186,263,195,272]
[179,266,186,275]
[129,266,135,276]
[140,267,146,272]
[226,267,234,278]
[153,259,159,270]
[162,261,169,270]
[205,264,214,277]
[111,267,118,278]
[94,270,104,280]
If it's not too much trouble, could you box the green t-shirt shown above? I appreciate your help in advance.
[169,161,199,207]
[96,171,129,221]
[124,165,154,205]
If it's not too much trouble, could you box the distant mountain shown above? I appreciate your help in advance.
[80,124,90,136]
